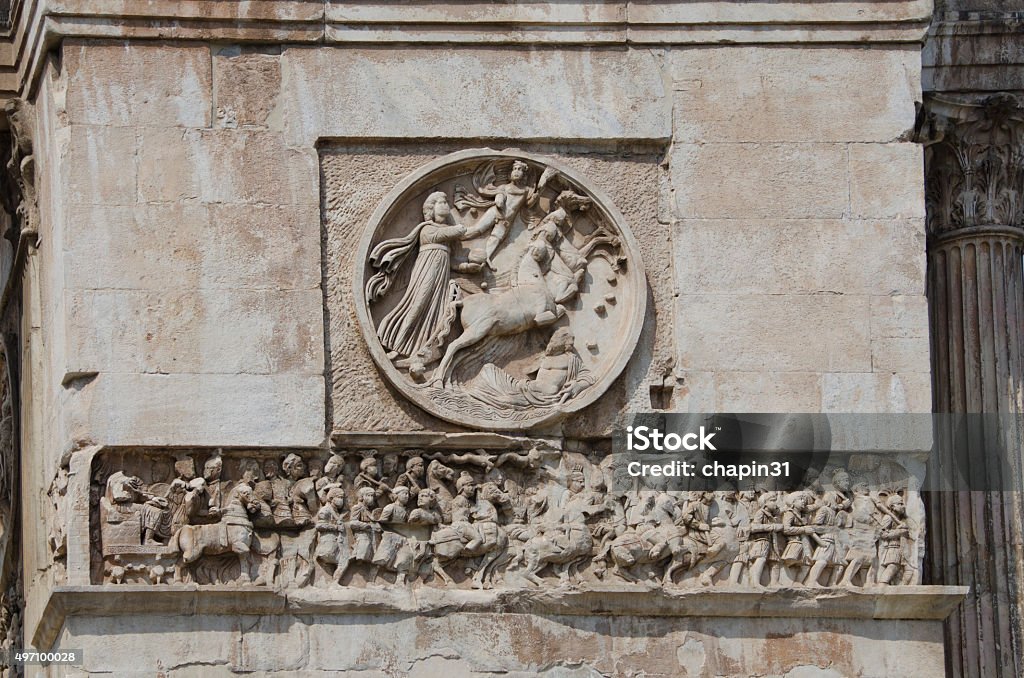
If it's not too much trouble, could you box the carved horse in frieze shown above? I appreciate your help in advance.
[169,485,258,584]
[605,525,702,585]
[429,482,510,589]
[426,459,456,518]
[520,520,594,586]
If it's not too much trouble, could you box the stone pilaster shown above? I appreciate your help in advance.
[922,93,1024,678]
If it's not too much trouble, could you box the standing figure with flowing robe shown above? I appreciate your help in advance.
[366,191,490,370]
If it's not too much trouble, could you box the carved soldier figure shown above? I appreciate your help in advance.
[728,490,758,584]
[156,478,189,542]
[354,455,389,498]
[255,458,293,527]
[203,455,229,514]
[876,494,911,586]
[394,456,427,498]
[316,453,345,504]
[314,487,350,586]
[182,477,220,525]
[805,491,843,587]
[746,493,783,587]
[468,482,506,552]
[283,453,317,528]
[679,492,715,553]
[449,472,479,546]
[408,488,443,527]
[780,491,816,585]
[591,476,627,577]
[342,486,382,583]
[378,485,411,524]
[546,468,598,553]
[839,483,880,586]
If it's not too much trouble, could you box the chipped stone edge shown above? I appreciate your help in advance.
[32,584,969,650]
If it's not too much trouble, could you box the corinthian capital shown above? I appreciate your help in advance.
[919,94,1024,238]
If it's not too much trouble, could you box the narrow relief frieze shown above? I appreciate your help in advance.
[90,445,924,591]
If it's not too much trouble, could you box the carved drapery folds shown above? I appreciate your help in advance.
[353,150,646,431]
[90,446,926,591]
[921,93,1024,678]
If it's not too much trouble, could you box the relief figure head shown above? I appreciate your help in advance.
[422,191,450,223]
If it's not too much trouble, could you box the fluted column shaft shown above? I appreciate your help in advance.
[923,95,1024,678]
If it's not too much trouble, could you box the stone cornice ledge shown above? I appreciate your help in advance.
[0,0,935,100]
[32,584,968,650]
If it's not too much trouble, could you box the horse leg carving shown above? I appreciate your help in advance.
[663,556,682,586]
[522,549,544,586]
[432,315,497,386]
[432,558,454,586]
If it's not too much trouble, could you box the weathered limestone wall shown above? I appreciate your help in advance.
[55,610,946,677]
[0,2,959,675]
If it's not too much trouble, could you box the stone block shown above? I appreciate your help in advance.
[65,125,137,206]
[63,41,213,128]
[136,128,200,202]
[326,2,625,24]
[871,294,930,338]
[672,143,848,219]
[63,288,324,376]
[63,372,325,447]
[63,203,321,290]
[871,336,932,373]
[670,47,920,143]
[849,143,926,219]
[672,370,717,411]
[674,219,925,296]
[138,128,318,205]
[715,371,823,412]
[63,614,235,673]
[821,372,933,413]
[213,49,282,128]
[676,294,871,372]
[630,0,933,24]
[231,614,307,672]
[279,47,670,144]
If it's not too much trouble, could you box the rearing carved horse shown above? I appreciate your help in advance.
[431,226,564,387]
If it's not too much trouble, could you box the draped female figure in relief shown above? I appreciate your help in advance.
[366,191,490,371]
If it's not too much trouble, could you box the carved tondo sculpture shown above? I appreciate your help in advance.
[355,150,646,430]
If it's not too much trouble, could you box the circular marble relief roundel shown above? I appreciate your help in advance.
[354,149,646,430]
